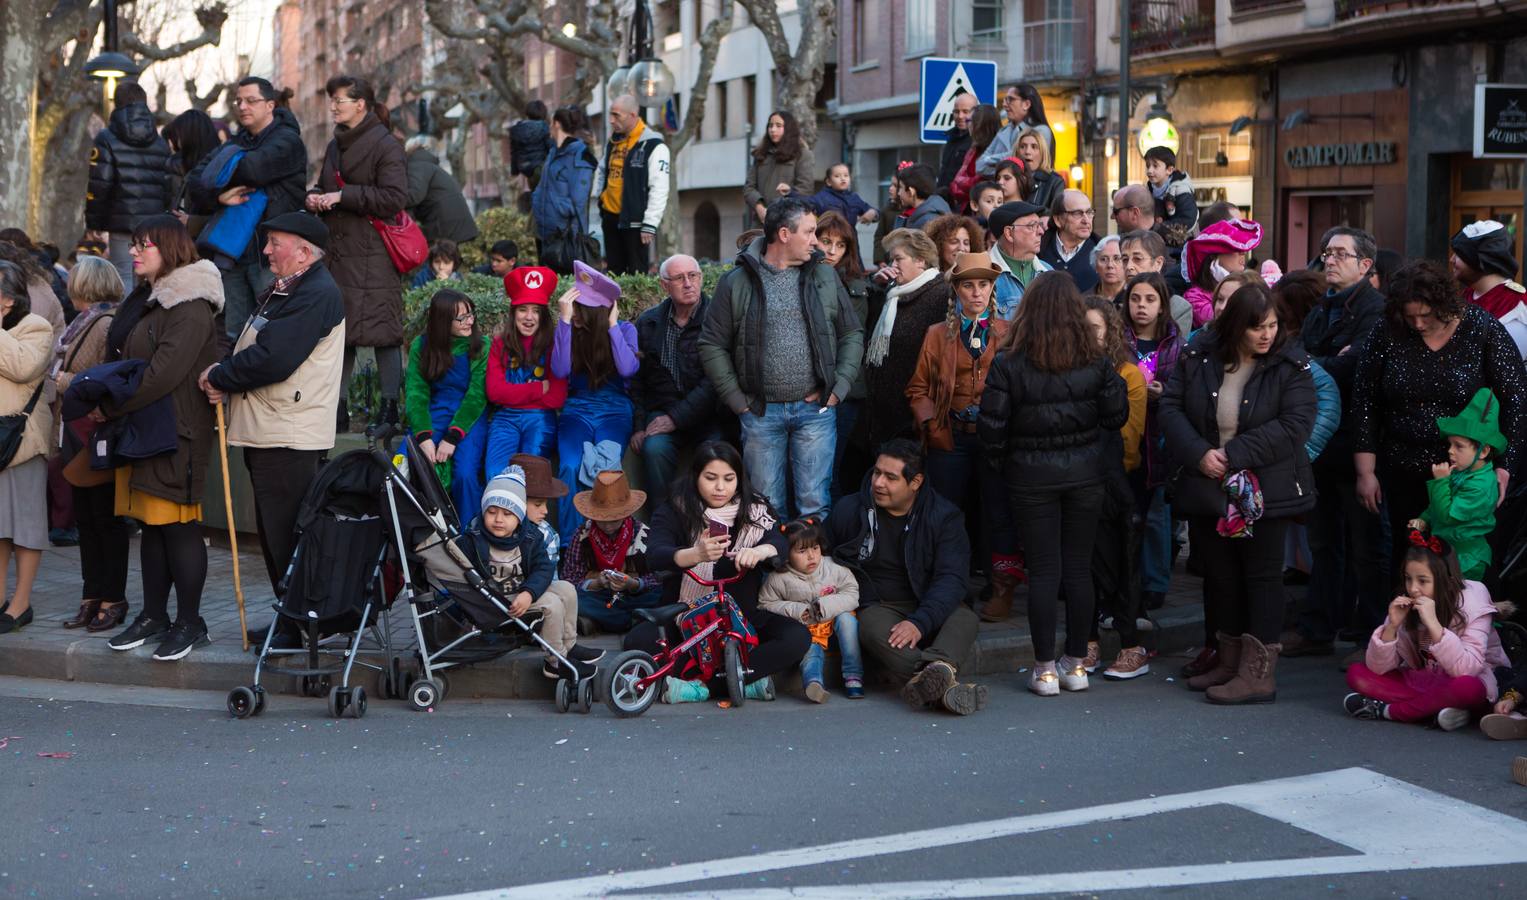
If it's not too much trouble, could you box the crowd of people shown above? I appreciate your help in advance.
[3,75,1526,776]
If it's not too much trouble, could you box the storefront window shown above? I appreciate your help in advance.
[1458,160,1523,193]
[1452,156,1525,267]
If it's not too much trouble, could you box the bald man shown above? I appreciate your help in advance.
[1110,185,1155,235]
[937,93,978,191]
[1039,189,1101,293]
[598,94,671,274]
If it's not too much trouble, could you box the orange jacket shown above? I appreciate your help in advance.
[906,316,1010,452]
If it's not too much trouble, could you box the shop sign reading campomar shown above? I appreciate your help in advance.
[1284,141,1396,169]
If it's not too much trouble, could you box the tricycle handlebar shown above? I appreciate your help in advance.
[684,569,745,588]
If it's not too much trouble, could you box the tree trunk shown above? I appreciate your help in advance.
[37,107,96,248]
[0,0,43,233]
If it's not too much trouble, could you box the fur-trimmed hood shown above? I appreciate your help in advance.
[148,259,226,313]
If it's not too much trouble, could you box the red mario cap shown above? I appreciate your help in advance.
[504,266,558,306]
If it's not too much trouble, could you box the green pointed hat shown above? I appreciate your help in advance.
[1436,387,1507,454]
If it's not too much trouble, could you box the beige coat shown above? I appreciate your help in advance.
[0,314,58,469]
[757,556,860,624]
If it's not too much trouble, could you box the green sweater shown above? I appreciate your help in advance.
[1421,463,1497,579]
[404,335,488,445]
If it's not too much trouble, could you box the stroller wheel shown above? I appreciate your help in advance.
[349,686,368,719]
[227,686,257,719]
[555,679,572,713]
[409,678,442,711]
[327,686,347,718]
[603,650,659,718]
[578,678,594,714]
[252,686,267,716]
[436,675,450,702]
[724,639,745,707]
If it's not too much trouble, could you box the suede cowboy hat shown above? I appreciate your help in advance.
[573,470,646,521]
[510,453,569,499]
[946,251,1002,285]
[258,211,329,253]
[1436,387,1507,454]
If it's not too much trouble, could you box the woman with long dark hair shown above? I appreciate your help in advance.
[307,74,409,425]
[743,111,816,226]
[1160,281,1316,705]
[627,440,810,703]
[404,288,490,515]
[485,267,565,475]
[815,211,871,489]
[100,216,222,659]
[978,272,1127,695]
[993,158,1032,206]
[550,266,640,541]
[0,261,56,635]
[162,110,221,236]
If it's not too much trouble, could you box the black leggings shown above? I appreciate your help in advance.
[73,483,129,602]
[1190,516,1288,644]
[140,522,208,624]
[623,594,811,687]
[341,344,404,404]
[1089,506,1141,647]
[1010,481,1105,661]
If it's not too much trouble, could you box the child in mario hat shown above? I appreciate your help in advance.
[485,266,566,478]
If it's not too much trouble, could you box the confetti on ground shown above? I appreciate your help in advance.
[554,738,568,745]
[0,736,20,750]
[37,752,74,759]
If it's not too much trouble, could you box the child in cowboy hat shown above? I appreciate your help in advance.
[460,465,604,679]
[510,452,567,568]
[560,469,665,634]
[1407,387,1508,581]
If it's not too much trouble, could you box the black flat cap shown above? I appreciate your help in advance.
[987,200,1047,235]
[258,211,329,253]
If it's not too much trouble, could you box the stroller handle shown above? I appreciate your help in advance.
[684,569,746,589]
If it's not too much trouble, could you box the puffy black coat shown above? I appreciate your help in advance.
[1301,280,1383,465]
[185,108,308,263]
[1159,332,1317,519]
[509,119,554,178]
[977,349,1129,490]
[86,103,172,233]
[632,296,718,431]
[406,149,479,245]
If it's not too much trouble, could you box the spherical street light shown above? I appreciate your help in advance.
[628,57,675,108]
[607,65,631,99]
[1137,100,1178,157]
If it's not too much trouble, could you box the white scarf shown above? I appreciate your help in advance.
[867,266,942,367]
[679,500,775,606]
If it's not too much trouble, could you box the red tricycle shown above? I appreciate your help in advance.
[602,570,754,717]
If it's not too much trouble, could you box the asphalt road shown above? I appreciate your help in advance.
[1,656,1524,899]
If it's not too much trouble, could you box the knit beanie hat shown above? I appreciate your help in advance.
[482,465,528,521]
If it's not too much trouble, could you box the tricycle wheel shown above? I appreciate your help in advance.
[603,650,659,718]
[725,639,745,707]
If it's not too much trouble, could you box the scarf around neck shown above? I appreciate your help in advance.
[867,266,942,366]
[588,517,637,572]
[679,499,774,606]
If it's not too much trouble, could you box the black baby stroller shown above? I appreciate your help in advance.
[226,445,402,720]
[376,427,598,712]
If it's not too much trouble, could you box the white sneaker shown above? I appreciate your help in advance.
[1028,663,1060,697]
[1437,707,1471,732]
[1058,657,1089,692]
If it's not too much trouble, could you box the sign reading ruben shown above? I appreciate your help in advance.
[1474,83,1527,158]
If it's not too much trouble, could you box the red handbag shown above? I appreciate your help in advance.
[333,171,429,273]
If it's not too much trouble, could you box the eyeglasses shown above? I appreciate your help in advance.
[661,272,702,284]
[329,97,363,107]
[231,97,273,108]
[1095,254,1123,265]
[129,239,156,252]
[453,312,476,323]
[1064,208,1095,218]
[1014,222,1045,233]
[1320,249,1360,262]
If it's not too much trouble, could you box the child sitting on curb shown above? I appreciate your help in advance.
[561,470,665,634]
[759,520,864,702]
[1407,387,1504,581]
[511,453,566,569]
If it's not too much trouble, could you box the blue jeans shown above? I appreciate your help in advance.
[222,261,273,340]
[738,400,836,520]
[485,407,557,477]
[640,422,721,514]
[799,612,864,686]
[556,393,634,542]
[575,584,664,633]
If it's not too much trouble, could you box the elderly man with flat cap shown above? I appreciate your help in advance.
[198,211,346,644]
[985,200,1053,320]
[1453,220,1527,360]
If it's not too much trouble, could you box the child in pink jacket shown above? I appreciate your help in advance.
[1344,531,1509,731]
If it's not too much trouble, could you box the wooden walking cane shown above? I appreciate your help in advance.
[215,402,249,651]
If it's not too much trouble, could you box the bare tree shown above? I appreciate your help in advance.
[656,13,733,254]
[735,0,837,153]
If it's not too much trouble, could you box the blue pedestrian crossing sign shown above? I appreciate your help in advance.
[920,57,998,144]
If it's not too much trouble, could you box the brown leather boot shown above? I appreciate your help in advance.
[1186,632,1241,692]
[1206,633,1281,705]
[979,571,1019,622]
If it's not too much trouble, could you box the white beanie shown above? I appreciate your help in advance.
[482,465,527,521]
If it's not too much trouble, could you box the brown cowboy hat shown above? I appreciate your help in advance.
[510,453,569,499]
[573,470,646,521]
[946,251,1002,285]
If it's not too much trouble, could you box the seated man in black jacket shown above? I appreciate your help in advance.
[824,439,986,715]
[631,253,727,512]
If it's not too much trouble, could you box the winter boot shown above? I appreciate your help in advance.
[1186,632,1241,692]
[380,398,401,428]
[1205,633,1281,705]
[980,554,1024,622]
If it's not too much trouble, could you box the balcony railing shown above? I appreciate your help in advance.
[1023,1,1091,80]
[1335,0,1432,18]
[1230,0,1301,11]
[1129,0,1216,54]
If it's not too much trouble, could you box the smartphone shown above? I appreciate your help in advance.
[707,519,728,538]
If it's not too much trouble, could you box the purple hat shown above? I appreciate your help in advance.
[571,260,622,308]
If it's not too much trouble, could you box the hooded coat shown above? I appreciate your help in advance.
[86,103,172,234]
[313,113,410,348]
[406,148,480,245]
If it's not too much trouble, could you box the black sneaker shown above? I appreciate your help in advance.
[1343,692,1387,720]
[568,645,606,664]
[108,615,170,651]
[543,657,596,680]
[152,618,211,661]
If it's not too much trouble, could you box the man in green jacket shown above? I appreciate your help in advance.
[699,196,863,519]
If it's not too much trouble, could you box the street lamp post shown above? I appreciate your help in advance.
[1118,0,1130,195]
[614,0,674,109]
[84,0,140,102]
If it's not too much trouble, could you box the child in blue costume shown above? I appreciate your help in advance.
[551,261,641,541]
[404,288,489,516]
[485,266,565,475]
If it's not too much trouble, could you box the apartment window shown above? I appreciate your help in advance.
[972,0,1003,43]
[744,75,757,136]
[1023,0,1082,79]
[905,0,936,55]
[717,81,730,139]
